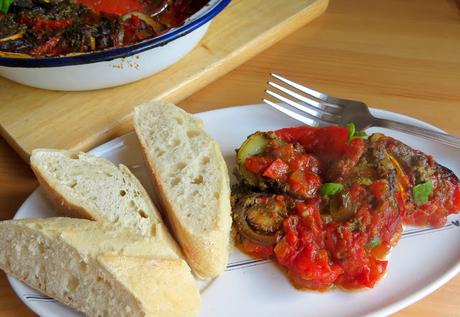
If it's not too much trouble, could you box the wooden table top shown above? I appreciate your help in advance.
[1,0,459,316]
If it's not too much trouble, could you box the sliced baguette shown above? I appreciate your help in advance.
[30,149,181,256]
[0,217,200,317]
[134,101,232,278]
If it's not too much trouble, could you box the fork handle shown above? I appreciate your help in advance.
[372,118,460,149]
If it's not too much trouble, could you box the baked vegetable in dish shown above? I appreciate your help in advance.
[232,125,460,291]
[0,0,208,56]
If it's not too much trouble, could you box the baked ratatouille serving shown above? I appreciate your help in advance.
[232,124,460,291]
[0,0,209,56]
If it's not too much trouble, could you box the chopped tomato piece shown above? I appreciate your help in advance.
[272,143,295,162]
[369,179,388,201]
[263,158,290,180]
[244,156,272,174]
[289,169,321,198]
[289,154,319,172]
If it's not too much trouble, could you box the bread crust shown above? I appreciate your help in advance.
[99,255,201,317]
[31,161,99,221]
[140,145,225,277]
[134,101,232,278]
[0,219,200,317]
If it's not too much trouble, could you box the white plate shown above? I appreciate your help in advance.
[9,104,460,317]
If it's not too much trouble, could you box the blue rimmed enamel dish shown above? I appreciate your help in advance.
[0,0,231,91]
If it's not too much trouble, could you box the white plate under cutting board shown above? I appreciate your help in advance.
[9,104,460,317]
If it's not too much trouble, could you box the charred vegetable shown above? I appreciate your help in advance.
[328,190,358,221]
[0,0,209,56]
[0,15,26,42]
[235,132,269,187]
[372,133,460,227]
[232,193,288,246]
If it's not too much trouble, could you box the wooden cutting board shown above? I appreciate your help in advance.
[0,0,328,162]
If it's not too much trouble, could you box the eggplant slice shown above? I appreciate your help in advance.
[232,193,289,246]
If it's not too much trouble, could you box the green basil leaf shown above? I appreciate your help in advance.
[346,123,355,140]
[346,122,367,140]
[319,183,344,196]
[353,131,368,138]
[366,236,381,249]
[413,180,433,205]
[0,0,13,13]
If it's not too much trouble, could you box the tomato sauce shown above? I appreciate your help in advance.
[233,126,460,291]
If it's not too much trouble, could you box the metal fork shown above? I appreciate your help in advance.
[264,73,460,149]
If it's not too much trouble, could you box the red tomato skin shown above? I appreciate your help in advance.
[275,126,316,143]
[18,16,71,29]
[276,126,351,168]
[306,127,348,157]
[76,0,145,15]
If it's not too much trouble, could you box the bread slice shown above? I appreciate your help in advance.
[0,217,200,317]
[134,101,232,278]
[30,149,181,256]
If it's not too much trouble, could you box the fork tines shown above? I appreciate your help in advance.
[264,73,342,126]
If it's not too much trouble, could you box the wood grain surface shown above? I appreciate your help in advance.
[0,0,328,161]
[1,0,460,316]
